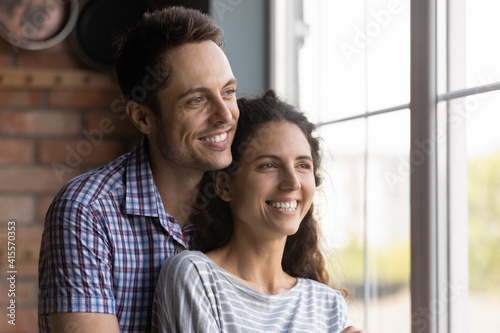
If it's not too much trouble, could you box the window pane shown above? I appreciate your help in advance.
[365,110,410,332]
[317,119,366,327]
[443,0,500,93]
[300,0,366,123]
[317,110,411,331]
[467,90,500,330]
[299,0,410,123]
[365,0,410,112]
[466,0,500,89]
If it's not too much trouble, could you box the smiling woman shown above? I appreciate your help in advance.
[152,90,367,333]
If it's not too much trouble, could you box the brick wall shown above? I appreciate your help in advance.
[0,37,142,332]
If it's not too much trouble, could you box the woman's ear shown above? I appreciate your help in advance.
[215,171,232,202]
[127,100,153,134]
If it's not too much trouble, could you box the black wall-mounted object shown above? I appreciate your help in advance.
[71,0,209,72]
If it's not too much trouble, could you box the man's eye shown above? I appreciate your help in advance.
[188,97,203,105]
[224,88,236,96]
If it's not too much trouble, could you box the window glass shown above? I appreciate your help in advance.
[365,0,410,112]
[466,90,500,331]
[317,110,410,331]
[465,0,500,89]
[300,0,366,123]
[365,110,410,332]
[299,0,410,124]
[317,119,366,327]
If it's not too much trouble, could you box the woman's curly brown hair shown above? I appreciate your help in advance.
[190,90,332,286]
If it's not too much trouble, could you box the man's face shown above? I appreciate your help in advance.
[152,41,239,172]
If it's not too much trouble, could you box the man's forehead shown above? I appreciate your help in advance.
[164,42,234,86]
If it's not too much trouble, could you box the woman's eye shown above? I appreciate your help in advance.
[259,162,276,170]
[297,163,312,170]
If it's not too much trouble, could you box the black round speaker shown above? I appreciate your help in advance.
[72,0,155,72]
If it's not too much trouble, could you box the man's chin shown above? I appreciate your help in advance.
[212,155,235,170]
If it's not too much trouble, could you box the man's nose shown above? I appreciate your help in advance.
[209,96,235,124]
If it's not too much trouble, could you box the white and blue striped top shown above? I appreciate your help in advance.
[152,251,351,333]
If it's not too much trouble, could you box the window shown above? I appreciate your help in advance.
[271,0,500,332]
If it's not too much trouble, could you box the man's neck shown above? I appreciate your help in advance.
[149,154,203,228]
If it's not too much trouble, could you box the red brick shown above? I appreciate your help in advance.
[38,139,127,166]
[0,166,81,193]
[0,37,14,53]
[36,195,54,224]
[0,110,80,136]
[0,280,37,305]
[15,262,39,280]
[0,226,42,281]
[0,54,11,67]
[85,111,142,137]
[0,139,34,165]
[0,90,42,107]
[14,39,67,55]
[48,89,120,109]
[0,305,38,332]
[18,54,84,69]
[17,229,43,264]
[0,195,35,224]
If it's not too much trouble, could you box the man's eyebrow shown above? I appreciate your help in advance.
[178,87,209,100]
[178,78,237,100]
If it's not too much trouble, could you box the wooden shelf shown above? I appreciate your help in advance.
[0,68,117,90]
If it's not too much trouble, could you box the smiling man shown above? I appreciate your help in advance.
[38,7,238,333]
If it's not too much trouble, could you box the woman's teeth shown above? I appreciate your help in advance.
[267,201,298,212]
[201,132,227,143]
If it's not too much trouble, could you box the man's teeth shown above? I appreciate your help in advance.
[268,201,298,211]
[201,132,227,143]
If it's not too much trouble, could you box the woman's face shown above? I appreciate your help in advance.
[220,121,316,239]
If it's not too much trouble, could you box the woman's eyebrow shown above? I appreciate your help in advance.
[255,154,280,160]
[255,154,312,161]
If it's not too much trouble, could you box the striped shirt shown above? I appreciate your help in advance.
[38,137,193,333]
[152,251,351,333]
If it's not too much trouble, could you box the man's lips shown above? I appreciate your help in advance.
[199,131,228,143]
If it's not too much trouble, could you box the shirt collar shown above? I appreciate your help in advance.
[124,137,160,217]
[124,137,190,246]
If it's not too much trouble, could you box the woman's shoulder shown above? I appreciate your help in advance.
[165,249,208,263]
[297,279,351,321]
[159,250,212,280]
[298,278,346,301]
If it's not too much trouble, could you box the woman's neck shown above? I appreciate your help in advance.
[206,233,297,295]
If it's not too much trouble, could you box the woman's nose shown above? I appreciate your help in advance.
[279,168,301,191]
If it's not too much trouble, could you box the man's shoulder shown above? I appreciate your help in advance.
[54,152,131,205]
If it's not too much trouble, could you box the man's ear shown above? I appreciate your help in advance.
[127,100,153,134]
[215,171,232,202]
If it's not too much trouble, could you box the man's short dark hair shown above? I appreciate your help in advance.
[114,6,224,113]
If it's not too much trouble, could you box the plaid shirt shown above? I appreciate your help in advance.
[38,137,194,332]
